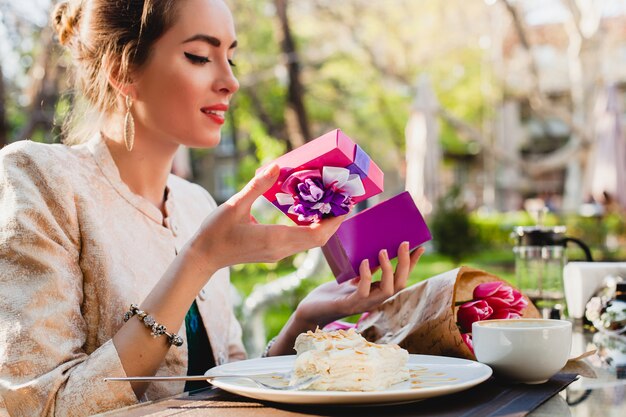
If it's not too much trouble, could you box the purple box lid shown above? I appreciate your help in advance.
[321,191,432,283]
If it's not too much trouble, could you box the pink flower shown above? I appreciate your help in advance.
[457,300,493,333]
[461,333,474,355]
[473,282,515,303]
[510,290,528,311]
[483,297,519,315]
[356,312,371,327]
[490,310,521,320]
[323,312,370,332]
[473,282,528,317]
[322,320,356,331]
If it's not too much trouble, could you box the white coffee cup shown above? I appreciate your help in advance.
[472,318,572,384]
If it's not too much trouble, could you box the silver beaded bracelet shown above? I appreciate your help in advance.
[261,336,278,357]
[123,304,184,347]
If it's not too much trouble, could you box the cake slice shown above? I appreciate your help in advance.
[290,328,409,391]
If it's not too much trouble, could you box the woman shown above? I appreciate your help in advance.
[0,0,424,416]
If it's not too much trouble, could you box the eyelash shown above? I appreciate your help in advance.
[184,52,236,67]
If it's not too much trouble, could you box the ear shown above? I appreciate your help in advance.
[108,74,136,100]
[102,55,135,98]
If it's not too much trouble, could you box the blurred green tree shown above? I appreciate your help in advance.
[430,186,480,263]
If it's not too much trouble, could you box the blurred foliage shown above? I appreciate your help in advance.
[430,186,480,263]
[227,0,491,167]
[434,48,491,155]
[562,213,626,261]
[470,211,532,248]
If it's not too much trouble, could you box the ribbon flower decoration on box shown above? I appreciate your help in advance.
[275,167,365,223]
[256,128,384,227]
[456,282,528,354]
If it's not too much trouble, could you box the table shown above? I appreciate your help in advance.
[541,325,626,417]
[99,325,626,417]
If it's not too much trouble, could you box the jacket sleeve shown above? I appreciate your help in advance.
[0,144,137,417]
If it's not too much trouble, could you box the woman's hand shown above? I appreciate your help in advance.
[267,242,425,356]
[185,164,345,276]
[295,243,426,327]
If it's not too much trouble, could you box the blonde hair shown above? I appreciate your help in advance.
[52,0,180,144]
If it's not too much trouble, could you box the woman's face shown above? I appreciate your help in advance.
[132,0,239,149]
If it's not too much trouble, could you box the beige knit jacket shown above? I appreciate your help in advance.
[0,136,246,416]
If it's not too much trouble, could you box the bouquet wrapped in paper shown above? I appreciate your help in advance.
[357,266,541,360]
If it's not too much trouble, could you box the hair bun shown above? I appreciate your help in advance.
[52,1,81,46]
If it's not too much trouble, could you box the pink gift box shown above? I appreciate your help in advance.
[321,191,432,283]
[256,129,384,225]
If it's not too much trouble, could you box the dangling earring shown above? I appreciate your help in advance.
[123,95,135,152]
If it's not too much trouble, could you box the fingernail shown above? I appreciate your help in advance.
[402,241,410,249]
[362,259,369,268]
[263,164,277,176]
[380,249,388,259]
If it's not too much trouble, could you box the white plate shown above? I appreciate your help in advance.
[205,354,492,405]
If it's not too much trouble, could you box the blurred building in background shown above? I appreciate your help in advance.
[473,0,626,213]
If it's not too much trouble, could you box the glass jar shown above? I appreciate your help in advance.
[513,226,592,319]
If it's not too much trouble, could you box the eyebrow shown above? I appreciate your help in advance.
[182,34,237,49]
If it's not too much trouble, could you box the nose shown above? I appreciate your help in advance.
[215,63,239,97]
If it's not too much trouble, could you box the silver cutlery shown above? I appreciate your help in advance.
[104,374,320,391]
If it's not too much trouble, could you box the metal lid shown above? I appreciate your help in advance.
[513,225,567,247]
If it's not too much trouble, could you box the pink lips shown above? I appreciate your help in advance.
[201,103,228,125]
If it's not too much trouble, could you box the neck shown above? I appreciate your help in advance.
[101,117,178,213]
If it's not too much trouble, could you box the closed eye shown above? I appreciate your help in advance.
[184,52,210,64]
